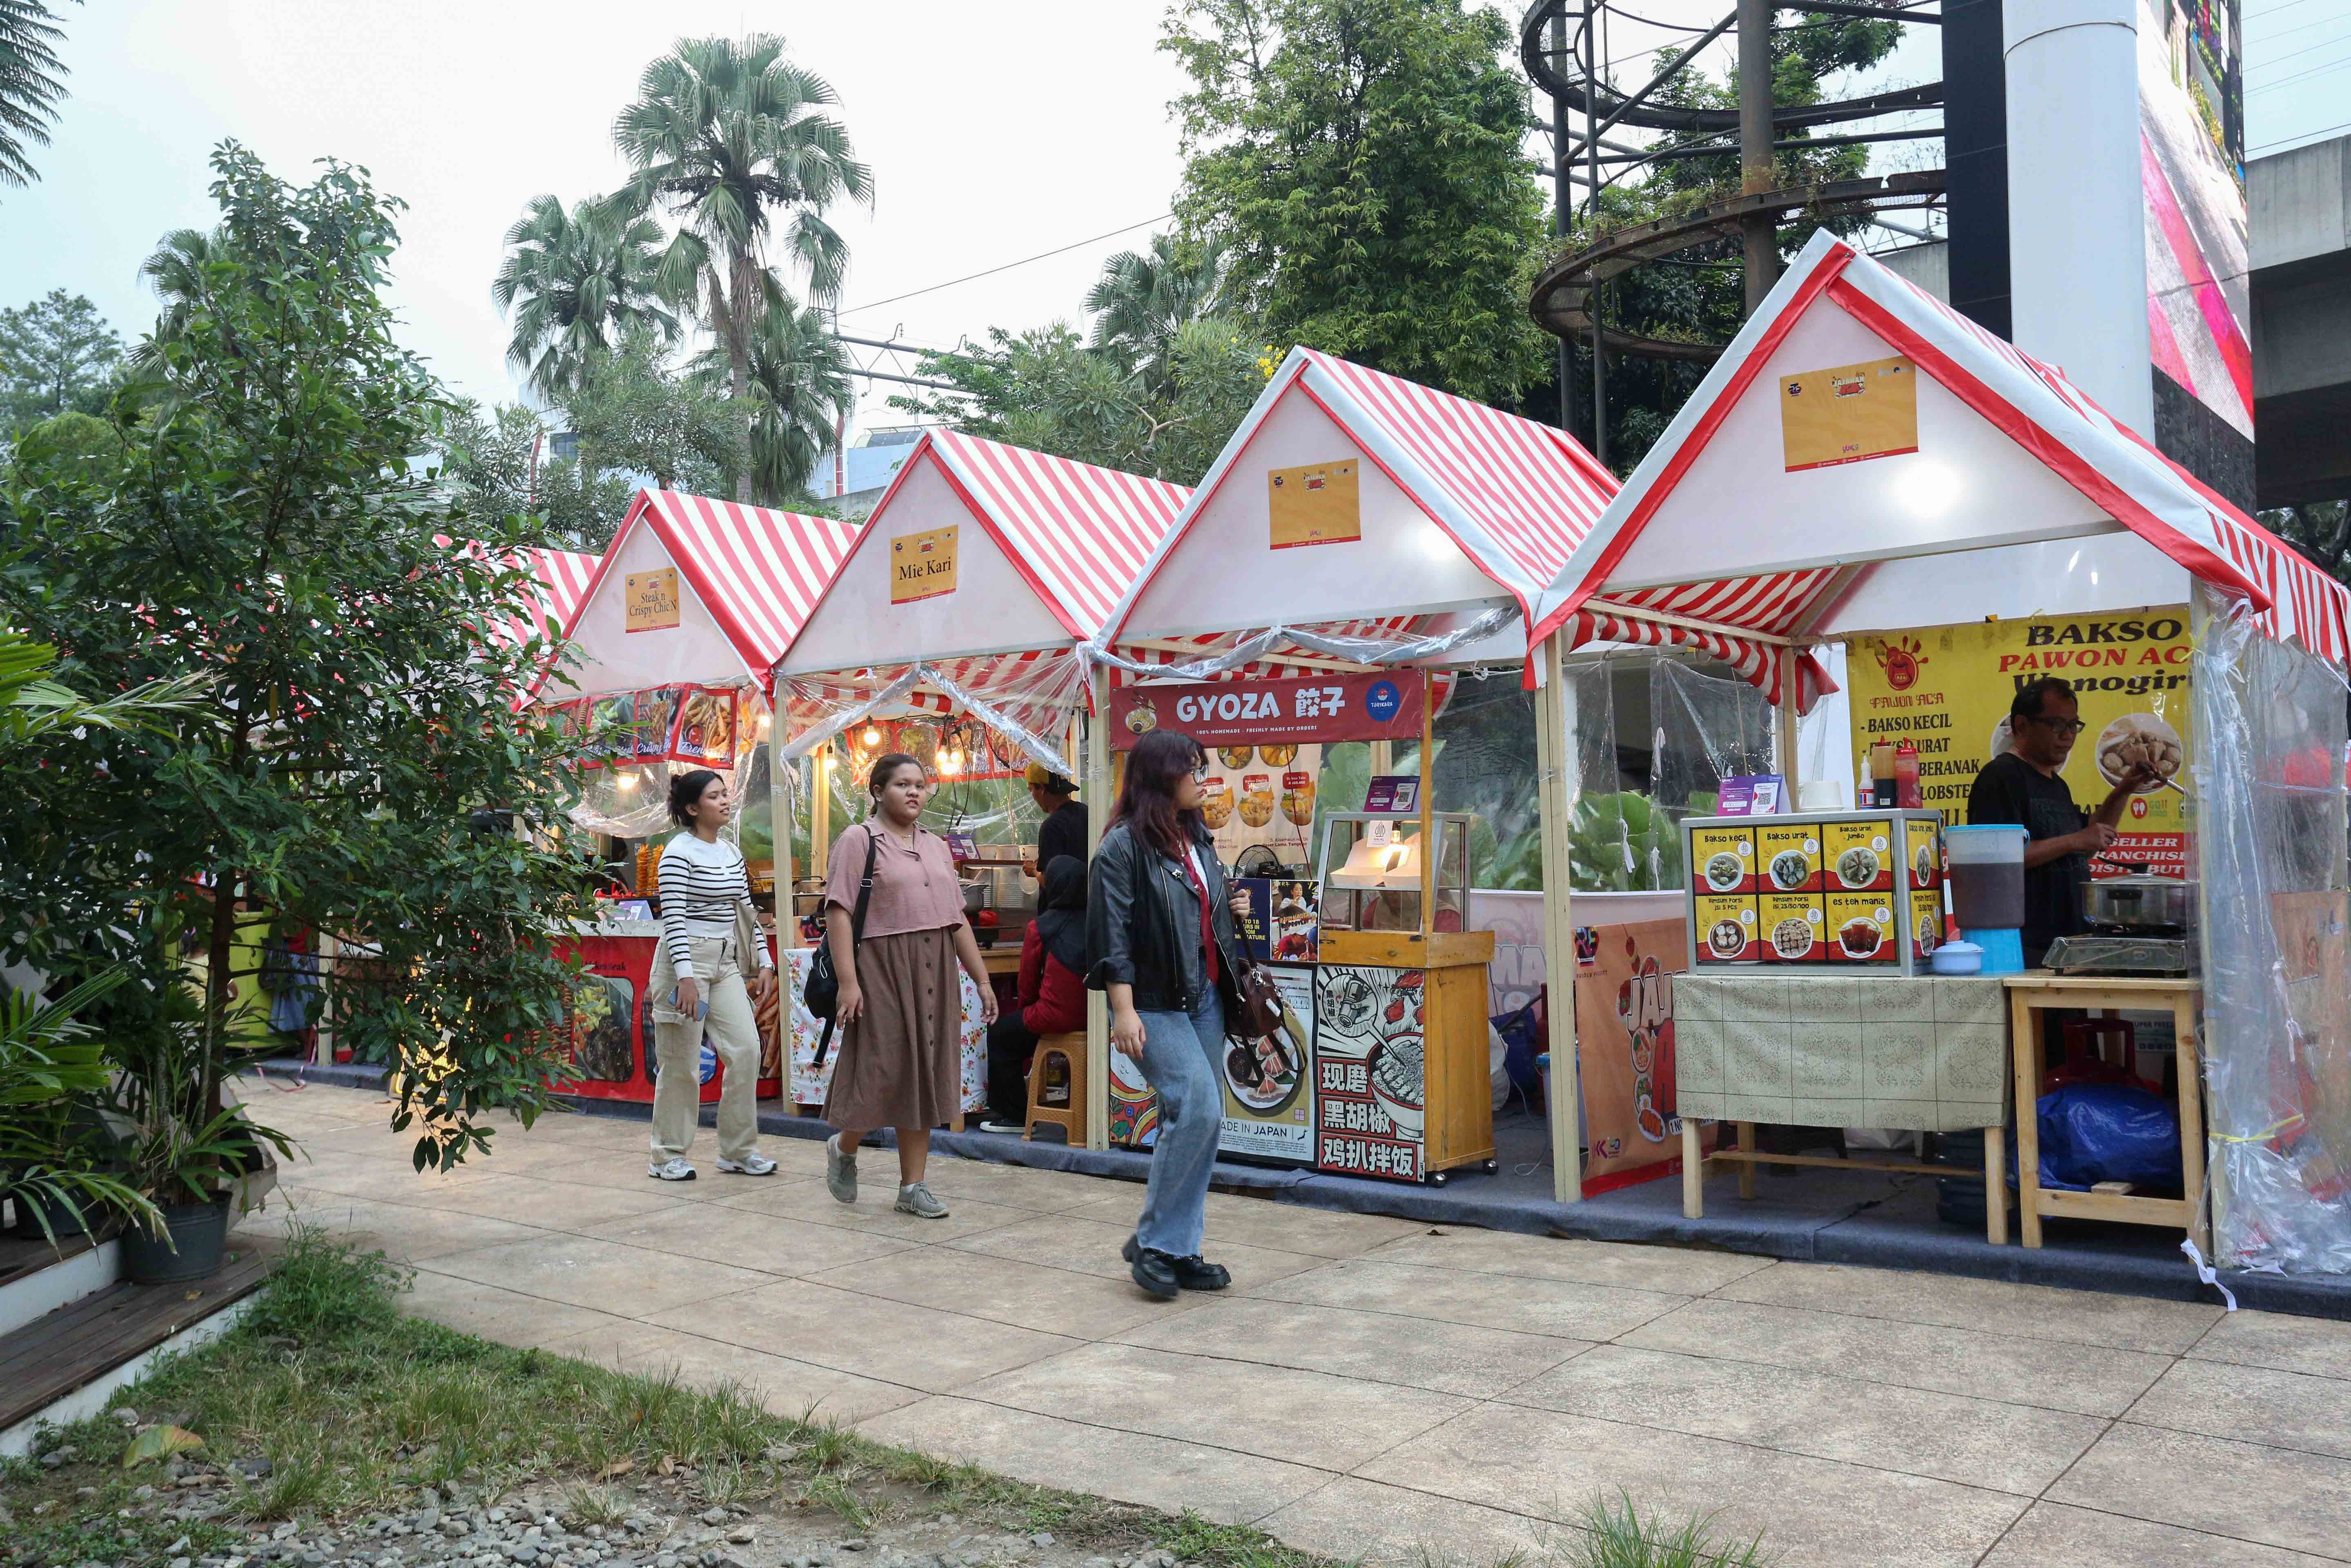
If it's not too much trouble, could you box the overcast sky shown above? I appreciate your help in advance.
[2,1,2341,437]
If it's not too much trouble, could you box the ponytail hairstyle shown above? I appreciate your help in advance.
[667,768,723,828]
[1109,728,1206,860]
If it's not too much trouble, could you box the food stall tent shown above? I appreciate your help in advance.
[491,545,602,652]
[773,430,1191,1118]
[534,488,861,1102]
[1528,229,2351,1270]
[1096,345,1618,1184]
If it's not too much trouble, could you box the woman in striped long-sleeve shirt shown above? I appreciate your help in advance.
[646,769,777,1181]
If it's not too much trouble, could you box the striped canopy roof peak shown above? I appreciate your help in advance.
[614,488,863,677]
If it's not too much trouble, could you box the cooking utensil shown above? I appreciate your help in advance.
[2079,873,2196,932]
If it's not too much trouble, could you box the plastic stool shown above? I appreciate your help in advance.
[1023,1031,1088,1143]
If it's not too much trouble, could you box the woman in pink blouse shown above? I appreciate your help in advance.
[822,753,997,1218]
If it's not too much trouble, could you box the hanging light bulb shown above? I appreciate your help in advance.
[862,725,881,747]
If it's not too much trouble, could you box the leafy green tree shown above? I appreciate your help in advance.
[1163,0,1550,406]
[692,283,850,505]
[492,192,681,398]
[434,398,638,551]
[1085,233,1231,393]
[0,0,71,187]
[2262,501,2351,586]
[558,326,741,498]
[615,33,871,499]
[1562,13,1907,466]
[893,315,1269,486]
[0,142,599,1173]
[0,288,119,432]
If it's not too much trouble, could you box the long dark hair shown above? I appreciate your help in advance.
[1110,729,1205,860]
[667,768,722,828]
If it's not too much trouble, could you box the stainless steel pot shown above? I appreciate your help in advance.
[961,880,987,915]
[2080,873,2196,931]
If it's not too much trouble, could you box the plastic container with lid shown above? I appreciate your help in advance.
[1944,824,2028,974]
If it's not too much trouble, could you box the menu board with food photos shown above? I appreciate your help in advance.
[1686,811,1945,973]
[1199,743,1322,867]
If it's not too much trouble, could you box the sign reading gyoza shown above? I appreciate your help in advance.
[1112,671,1424,750]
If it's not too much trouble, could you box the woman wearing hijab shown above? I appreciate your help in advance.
[979,855,1089,1133]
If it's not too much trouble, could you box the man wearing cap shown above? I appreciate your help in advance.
[1028,763,1088,871]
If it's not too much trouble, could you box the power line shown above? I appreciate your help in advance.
[2248,13,2351,44]
[837,214,1173,316]
[2246,0,2334,17]
[2253,53,2351,89]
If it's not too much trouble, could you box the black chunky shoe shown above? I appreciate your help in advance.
[1123,1234,1227,1294]
[1128,1243,1179,1300]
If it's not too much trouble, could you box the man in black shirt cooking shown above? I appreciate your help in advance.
[1966,676,2156,964]
[1027,763,1088,871]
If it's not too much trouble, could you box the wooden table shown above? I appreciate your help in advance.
[981,946,1023,977]
[2005,973,2206,1252]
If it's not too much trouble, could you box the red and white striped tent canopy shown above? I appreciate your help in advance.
[776,431,1189,734]
[1103,346,1618,674]
[1531,232,2351,710]
[538,488,861,701]
[497,545,601,649]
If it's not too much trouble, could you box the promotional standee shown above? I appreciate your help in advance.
[1110,669,1498,1184]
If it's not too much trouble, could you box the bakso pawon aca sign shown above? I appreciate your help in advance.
[1112,672,1426,750]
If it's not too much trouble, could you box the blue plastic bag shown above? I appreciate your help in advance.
[2034,1082,2182,1192]
[1490,999,1547,1111]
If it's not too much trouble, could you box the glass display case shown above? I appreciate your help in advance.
[1314,811,1476,935]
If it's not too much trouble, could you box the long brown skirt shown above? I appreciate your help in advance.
[825,927,963,1132]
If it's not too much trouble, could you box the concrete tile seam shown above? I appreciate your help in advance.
[1598,1330,2168,1423]
[1680,1288,2225,1359]
[1997,1493,2351,1568]
[1349,1235,1770,1300]
[1080,1335,1591,1405]
[404,1256,776,1316]
[1251,1253,1705,1314]
[2109,1412,2351,1473]
[1475,1387,2095,1504]
[536,1320,939,1407]
[1226,1280,1688,1344]
[877,1389,1359,1482]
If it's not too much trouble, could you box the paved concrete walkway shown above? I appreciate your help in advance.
[243,1084,2351,1568]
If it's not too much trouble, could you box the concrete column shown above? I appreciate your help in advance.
[2005,0,2153,433]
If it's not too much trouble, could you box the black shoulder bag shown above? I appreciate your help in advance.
[805,825,881,1067]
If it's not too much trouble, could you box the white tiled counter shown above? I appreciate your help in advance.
[1676,973,2010,1133]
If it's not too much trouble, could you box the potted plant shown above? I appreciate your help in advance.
[0,970,162,1247]
[116,1102,289,1283]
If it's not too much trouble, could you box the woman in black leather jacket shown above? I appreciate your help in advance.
[1086,728,1250,1300]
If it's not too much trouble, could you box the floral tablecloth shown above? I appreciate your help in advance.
[782,945,985,1112]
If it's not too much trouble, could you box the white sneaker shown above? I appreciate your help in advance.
[978,1120,1027,1135]
[717,1152,777,1176]
[647,1157,697,1182]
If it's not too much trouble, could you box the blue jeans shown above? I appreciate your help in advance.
[1134,989,1227,1258]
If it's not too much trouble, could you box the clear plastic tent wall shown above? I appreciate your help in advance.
[2193,583,2351,1274]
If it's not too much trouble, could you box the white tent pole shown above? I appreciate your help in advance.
[1085,662,1112,1151]
[1536,633,1584,1203]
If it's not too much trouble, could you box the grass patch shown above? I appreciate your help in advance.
[1570,1491,1770,1568]
[0,1227,1765,1568]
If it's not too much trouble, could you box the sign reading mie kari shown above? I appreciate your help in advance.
[890,525,959,604]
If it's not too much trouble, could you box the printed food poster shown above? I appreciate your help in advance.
[672,686,738,766]
[1692,894,1758,964]
[1824,891,1897,964]
[1824,819,1895,893]
[1220,965,1316,1164]
[1911,886,1947,961]
[1199,744,1322,866]
[1847,610,2193,876]
[1315,965,1426,1183]
[1780,355,1919,471]
[1236,878,1320,963]
[1577,920,1714,1194]
[1691,824,1759,894]
[1759,892,1825,962]
[1757,821,1823,893]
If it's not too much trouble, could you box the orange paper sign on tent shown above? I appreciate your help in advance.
[889,524,960,603]
[624,567,680,632]
[1780,354,1918,471]
[1268,460,1361,549]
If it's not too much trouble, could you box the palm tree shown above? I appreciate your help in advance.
[1085,233,1232,392]
[0,0,71,188]
[613,33,871,500]
[694,282,851,505]
[492,192,680,398]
